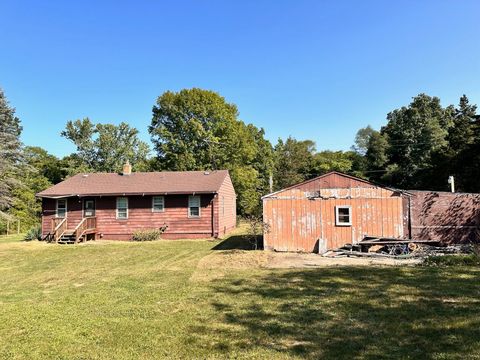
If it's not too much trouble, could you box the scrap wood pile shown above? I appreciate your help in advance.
[322,236,474,259]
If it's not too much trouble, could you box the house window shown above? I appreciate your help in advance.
[335,205,352,226]
[56,199,67,218]
[188,195,200,217]
[152,196,165,212]
[116,197,128,219]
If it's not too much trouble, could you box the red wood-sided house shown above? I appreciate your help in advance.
[37,163,236,243]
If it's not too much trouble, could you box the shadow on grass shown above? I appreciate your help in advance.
[190,266,480,359]
[212,235,264,251]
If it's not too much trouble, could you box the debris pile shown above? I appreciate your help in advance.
[322,236,473,259]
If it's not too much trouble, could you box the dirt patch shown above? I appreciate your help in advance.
[191,250,272,281]
[192,250,421,281]
[265,252,422,268]
[190,250,271,281]
[198,250,271,270]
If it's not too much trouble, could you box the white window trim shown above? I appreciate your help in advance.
[56,199,67,218]
[116,197,129,220]
[335,205,352,226]
[152,196,165,212]
[188,195,201,218]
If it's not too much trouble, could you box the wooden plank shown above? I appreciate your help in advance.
[359,239,439,245]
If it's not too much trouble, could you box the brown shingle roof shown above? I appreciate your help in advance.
[37,170,230,198]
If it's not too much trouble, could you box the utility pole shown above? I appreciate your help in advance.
[448,175,455,193]
[269,173,273,193]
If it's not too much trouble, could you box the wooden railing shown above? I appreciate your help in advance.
[85,217,96,231]
[43,233,54,242]
[73,217,96,243]
[51,218,65,230]
[52,218,67,243]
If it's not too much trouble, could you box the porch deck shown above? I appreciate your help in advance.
[46,217,97,244]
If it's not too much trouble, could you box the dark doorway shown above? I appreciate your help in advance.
[83,199,96,217]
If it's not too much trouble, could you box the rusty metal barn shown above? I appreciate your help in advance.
[262,171,480,252]
[262,172,405,252]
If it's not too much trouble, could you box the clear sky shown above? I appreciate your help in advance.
[1,0,479,157]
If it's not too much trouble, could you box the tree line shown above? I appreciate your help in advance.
[0,87,478,232]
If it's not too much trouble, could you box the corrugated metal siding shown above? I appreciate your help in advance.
[410,191,480,244]
[271,172,376,197]
[263,173,405,252]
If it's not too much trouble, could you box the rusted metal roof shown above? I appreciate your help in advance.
[37,170,229,198]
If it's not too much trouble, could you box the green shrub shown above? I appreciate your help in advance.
[24,225,42,241]
[423,254,480,267]
[132,228,163,241]
[473,244,480,257]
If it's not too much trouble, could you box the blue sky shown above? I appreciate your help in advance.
[1,0,479,157]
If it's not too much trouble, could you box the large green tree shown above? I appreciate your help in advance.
[352,125,376,155]
[0,88,24,220]
[61,118,150,173]
[364,130,389,182]
[446,96,479,192]
[250,126,275,195]
[9,168,51,231]
[149,88,274,215]
[7,147,63,231]
[149,88,240,170]
[273,137,315,190]
[24,146,66,184]
[312,150,360,175]
[360,94,480,191]
[363,94,455,188]
[447,95,477,153]
[273,137,368,190]
[462,115,480,191]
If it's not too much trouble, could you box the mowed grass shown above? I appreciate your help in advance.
[0,234,480,359]
[0,233,25,244]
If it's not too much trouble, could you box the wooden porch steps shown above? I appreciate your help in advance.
[57,230,93,244]
[55,230,79,244]
[50,217,97,244]
[57,233,78,244]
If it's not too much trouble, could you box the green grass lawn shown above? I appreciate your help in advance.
[0,235,479,359]
[0,233,25,244]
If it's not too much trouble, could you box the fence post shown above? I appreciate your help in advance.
[7,221,9,236]
[17,220,20,234]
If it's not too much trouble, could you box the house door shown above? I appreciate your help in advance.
[83,199,96,217]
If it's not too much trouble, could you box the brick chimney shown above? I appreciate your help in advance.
[122,160,132,176]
